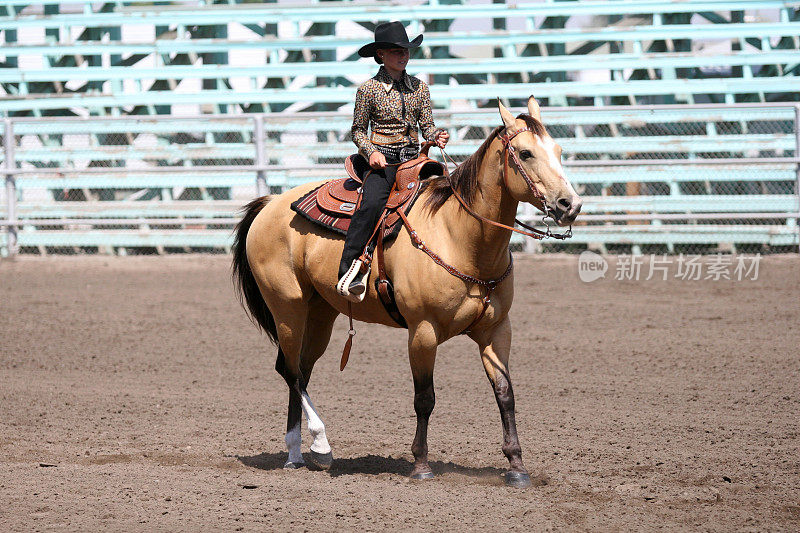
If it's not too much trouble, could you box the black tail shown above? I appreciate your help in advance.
[232,197,279,345]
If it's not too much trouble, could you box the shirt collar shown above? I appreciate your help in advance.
[375,66,413,93]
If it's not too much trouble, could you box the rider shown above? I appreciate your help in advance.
[336,21,449,301]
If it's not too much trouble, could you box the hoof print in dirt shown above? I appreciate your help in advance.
[504,471,532,488]
[307,450,333,470]
[283,461,306,470]
[410,470,435,481]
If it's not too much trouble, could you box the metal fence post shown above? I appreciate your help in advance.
[254,114,268,197]
[795,105,800,252]
[4,119,17,257]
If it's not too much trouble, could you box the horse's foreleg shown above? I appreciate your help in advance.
[473,317,532,488]
[408,322,438,480]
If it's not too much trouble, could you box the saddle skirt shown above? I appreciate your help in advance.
[291,153,446,238]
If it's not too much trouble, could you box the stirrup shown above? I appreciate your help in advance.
[336,259,370,303]
[348,267,370,297]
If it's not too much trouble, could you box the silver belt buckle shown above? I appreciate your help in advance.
[399,146,419,162]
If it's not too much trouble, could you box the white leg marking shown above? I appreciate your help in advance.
[300,392,331,454]
[285,422,304,465]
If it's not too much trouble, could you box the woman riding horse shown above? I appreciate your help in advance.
[233,91,582,486]
[337,21,449,301]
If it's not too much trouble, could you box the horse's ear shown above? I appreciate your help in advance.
[497,98,516,129]
[527,96,541,121]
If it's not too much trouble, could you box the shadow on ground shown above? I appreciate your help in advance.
[236,452,541,483]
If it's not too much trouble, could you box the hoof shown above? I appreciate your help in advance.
[283,461,305,470]
[308,450,333,471]
[410,470,435,481]
[504,471,532,488]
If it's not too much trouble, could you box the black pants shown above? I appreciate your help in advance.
[338,157,399,279]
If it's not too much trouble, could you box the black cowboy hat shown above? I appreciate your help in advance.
[358,21,423,64]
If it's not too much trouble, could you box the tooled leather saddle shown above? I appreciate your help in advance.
[291,143,446,238]
[291,143,446,329]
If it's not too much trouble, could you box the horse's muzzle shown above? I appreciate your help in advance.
[552,195,582,226]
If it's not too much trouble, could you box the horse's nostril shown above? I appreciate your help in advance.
[557,197,571,211]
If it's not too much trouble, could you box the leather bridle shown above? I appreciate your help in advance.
[498,128,547,204]
[438,130,573,241]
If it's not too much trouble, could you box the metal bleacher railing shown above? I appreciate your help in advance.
[1,0,799,255]
[2,0,799,115]
[2,104,798,256]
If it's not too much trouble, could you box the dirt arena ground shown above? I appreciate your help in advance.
[1,254,798,531]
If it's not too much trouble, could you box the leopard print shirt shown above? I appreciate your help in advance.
[351,66,440,158]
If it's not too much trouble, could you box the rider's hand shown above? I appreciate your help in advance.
[369,151,387,169]
[435,130,450,149]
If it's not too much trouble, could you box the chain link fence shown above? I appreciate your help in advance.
[2,105,798,256]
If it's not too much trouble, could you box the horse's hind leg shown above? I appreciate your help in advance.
[275,349,304,469]
[273,295,338,470]
[296,296,338,470]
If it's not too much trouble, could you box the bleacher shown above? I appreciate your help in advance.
[1,0,799,255]
[2,0,799,115]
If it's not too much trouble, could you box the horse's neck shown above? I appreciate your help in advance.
[437,144,517,275]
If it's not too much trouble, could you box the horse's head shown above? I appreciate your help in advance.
[497,97,582,226]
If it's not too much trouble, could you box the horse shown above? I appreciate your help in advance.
[232,97,582,488]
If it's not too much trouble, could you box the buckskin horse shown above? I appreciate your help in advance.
[232,97,582,488]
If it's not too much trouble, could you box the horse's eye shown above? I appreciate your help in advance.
[519,150,533,160]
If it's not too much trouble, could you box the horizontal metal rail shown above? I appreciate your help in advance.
[0,165,265,175]
[574,212,800,222]
[5,50,799,84]
[7,0,793,8]
[3,212,799,228]
[5,21,799,57]
[3,78,798,112]
[4,211,798,226]
[8,141,795,165]
[562,158,800,167]
[4,102,797,124]
[0,218,239,227]
[7,0,795,7]
[5,1,798,30]
[3,158,799,177]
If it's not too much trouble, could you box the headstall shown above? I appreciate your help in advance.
[438,130,573,241]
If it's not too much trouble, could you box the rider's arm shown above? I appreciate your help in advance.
[352,84,378,157]
[417,83,445,143]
